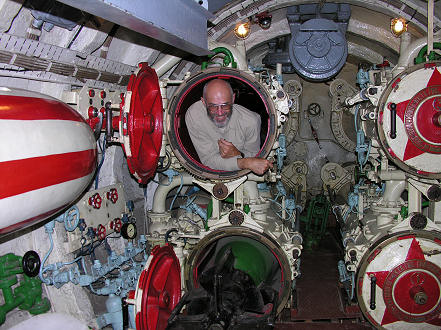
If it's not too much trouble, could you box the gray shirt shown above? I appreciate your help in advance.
[185,101,261,171]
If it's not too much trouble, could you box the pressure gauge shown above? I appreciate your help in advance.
[121,223,137,240]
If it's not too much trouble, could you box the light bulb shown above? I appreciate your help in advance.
[234,22,250,39]
[391,17,407,37]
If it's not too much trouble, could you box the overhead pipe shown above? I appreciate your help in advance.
[152,55,182,78]
[392,31,441,77]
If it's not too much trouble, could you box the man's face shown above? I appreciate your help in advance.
[206,102,232,128]
[202,84,234,128]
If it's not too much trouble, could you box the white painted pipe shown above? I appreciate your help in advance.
[383,180,406,203]
[393,34,441,76]
[244,181,259,203]
[428,0,434,55]
[152,55,181,78]
[276,63,283,77]
[152,173,193,213]
[408,183,422,214]
[379,170,406,181]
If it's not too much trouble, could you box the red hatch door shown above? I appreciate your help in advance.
[134,244,181,330]
[121,63,163,183]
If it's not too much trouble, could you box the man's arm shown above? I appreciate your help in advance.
[237,157,273,175]
[218,139,272,175]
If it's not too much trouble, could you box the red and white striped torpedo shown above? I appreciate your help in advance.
[0,87,97,235]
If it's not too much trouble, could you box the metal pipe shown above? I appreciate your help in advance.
[244,181,258,204]
[379,170,406,181]
[383,180,406,203]
[408,183,422,214]
[152,173,193,213]
[393,33,441,76]
[208,40,248,71]
[428,0,434,55]
[295,185,302,232]
[152,55,181,78]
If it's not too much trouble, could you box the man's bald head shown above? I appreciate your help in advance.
[202,79,234,103]
[201,79,235,128]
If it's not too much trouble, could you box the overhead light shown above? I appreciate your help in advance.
[234,22,251,39]
[391,17,407,37]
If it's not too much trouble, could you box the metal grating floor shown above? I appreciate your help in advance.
[275,233,374,329]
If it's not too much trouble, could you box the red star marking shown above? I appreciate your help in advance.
[366,237,441,326]
[391,68,441,161]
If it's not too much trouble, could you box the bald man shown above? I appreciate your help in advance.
[185,79,272,175]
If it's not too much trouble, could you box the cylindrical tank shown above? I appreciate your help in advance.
[0,88,97,235]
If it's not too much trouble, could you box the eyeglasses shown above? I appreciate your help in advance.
[206,102,232,112]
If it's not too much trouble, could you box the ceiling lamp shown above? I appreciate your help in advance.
[391,17,407,37]
[234,22,251,39]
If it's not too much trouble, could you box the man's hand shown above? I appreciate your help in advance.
[237,157,273,175]
[218,139,241,158]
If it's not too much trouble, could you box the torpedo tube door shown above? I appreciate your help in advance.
[119,63,164,184]
[128,245,181,330]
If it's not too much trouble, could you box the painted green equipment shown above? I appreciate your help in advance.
[300,194,331,250]
[0,253,50,325]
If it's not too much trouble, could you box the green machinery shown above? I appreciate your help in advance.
[0,252,50,325]
[300,194,331,250]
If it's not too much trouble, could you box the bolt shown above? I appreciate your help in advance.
[292,249,300,259]
[427,185,441,202]
[413,291,428,305]
[349,249,357,261]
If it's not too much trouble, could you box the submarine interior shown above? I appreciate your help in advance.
[0,0,441,329]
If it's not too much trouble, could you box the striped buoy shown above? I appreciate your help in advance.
[0,88,97,235]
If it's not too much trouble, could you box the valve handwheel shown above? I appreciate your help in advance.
[107,188,119,204]
[22,250,41,277]
[113,218,122,233]
[89,193,102,209]
[96,224,106,241]
[307,102,321,116]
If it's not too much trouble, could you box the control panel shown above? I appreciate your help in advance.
[65,183,132,253]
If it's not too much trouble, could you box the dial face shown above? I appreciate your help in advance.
[122,223,137,239]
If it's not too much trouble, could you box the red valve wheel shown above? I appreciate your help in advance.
[88,193,102,209]
[96,224,106,240]
[95,193,102,208]
[113,218,122,233]
[107,188,118,204]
